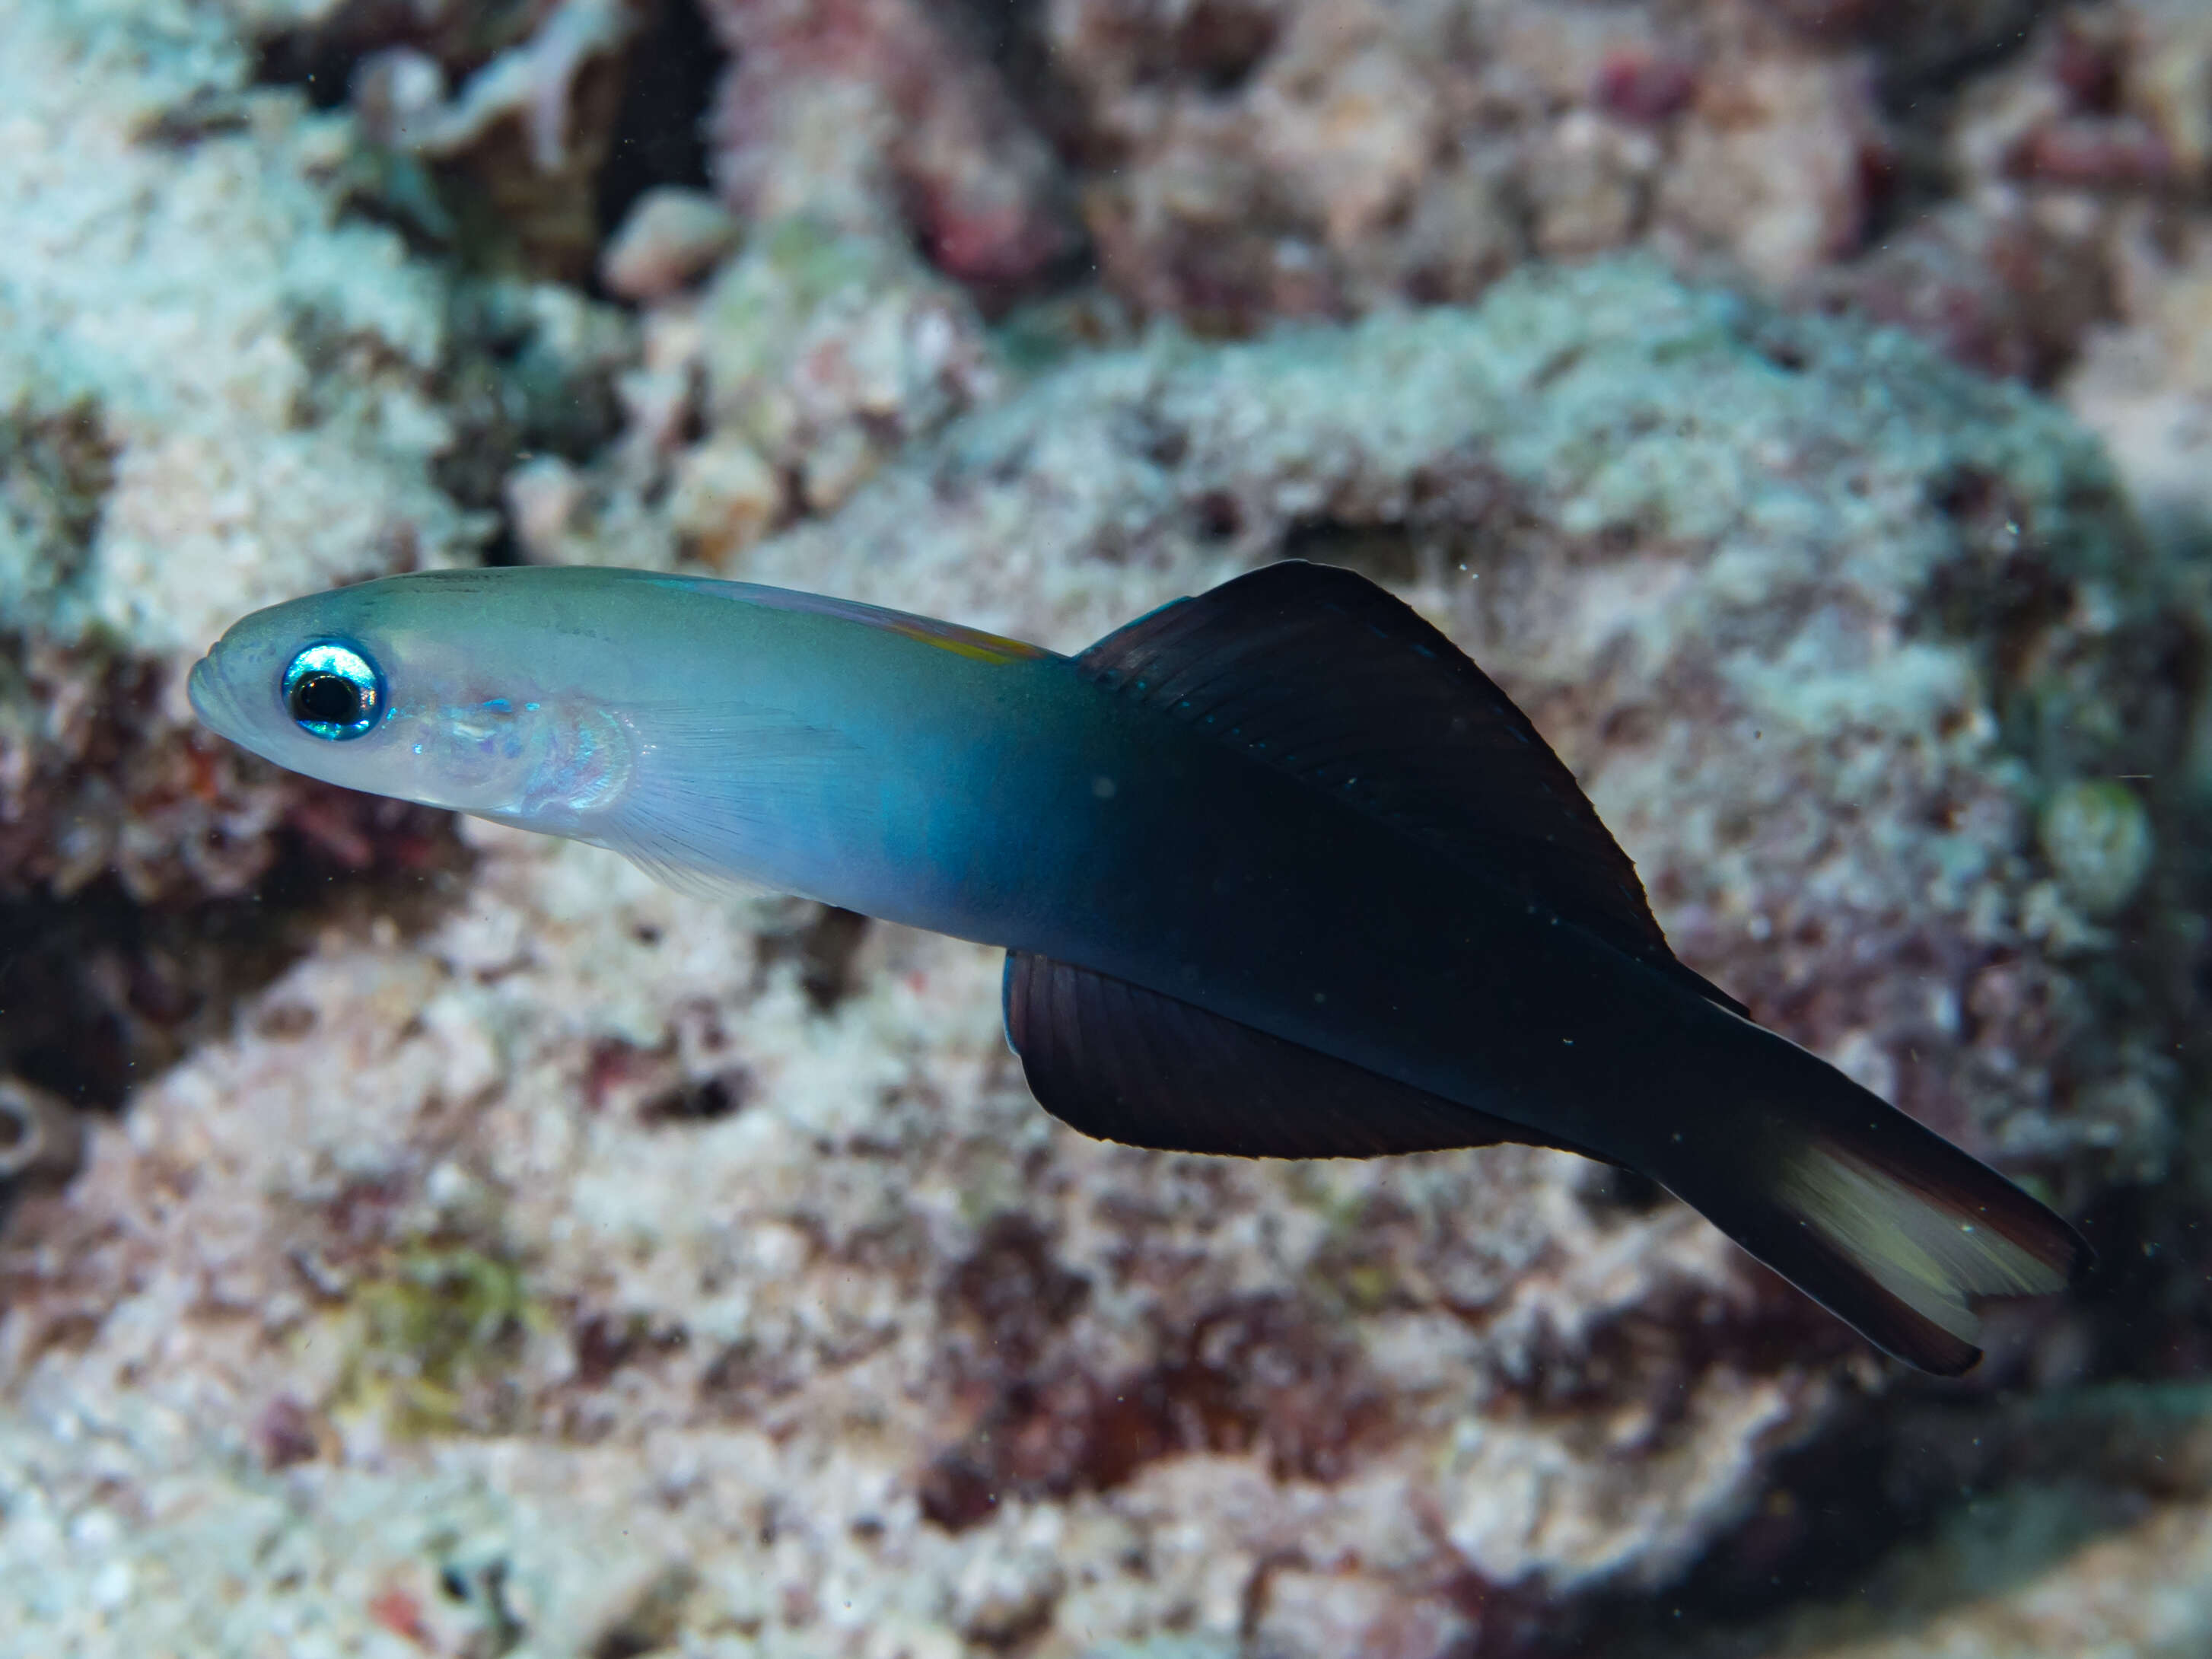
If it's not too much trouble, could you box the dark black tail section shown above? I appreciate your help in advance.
[1648,1033,2092,1375]
[1053,559,2091,1377]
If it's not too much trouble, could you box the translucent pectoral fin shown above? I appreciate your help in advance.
[597,838,790,906]
[587,699,867,909]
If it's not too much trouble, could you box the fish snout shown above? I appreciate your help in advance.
[186,648,247,742]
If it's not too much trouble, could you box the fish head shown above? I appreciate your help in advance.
[188,570,635,827]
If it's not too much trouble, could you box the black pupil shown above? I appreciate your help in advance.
[291,672,364,726]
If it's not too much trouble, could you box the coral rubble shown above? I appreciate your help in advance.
[6,244,2203,1650]
[3,0,2211,1652]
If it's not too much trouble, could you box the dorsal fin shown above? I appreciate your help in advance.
[1077,560,1746,1017]
[1003,951,1602,1160]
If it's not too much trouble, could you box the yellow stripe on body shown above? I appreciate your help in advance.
[882,616,1052,665]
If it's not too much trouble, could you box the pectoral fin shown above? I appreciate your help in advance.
[584,699,864,906]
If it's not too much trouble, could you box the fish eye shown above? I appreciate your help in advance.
[282,642,384,741]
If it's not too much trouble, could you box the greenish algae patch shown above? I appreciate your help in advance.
[2039,779,2155,919]
[1291,1172,1408,1317]
[335,1245,544,1436]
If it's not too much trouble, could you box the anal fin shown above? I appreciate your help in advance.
[1002,951,1569,1160]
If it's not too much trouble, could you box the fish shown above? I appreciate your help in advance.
[187,559,2090,1374]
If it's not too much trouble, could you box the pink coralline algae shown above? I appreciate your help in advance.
[704,0,1080,293]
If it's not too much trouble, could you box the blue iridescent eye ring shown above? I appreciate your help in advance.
[282,642,384,740]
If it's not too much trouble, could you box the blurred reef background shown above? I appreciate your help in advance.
[2,0,2212,1654]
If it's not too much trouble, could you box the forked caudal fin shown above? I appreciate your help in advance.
[1652,1049,2092,1375]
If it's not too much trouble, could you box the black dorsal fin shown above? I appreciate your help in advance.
[1077,560,1747,1018]
[1003,951,1597,1160]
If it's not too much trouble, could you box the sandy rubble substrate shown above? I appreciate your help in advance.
[3,0,2212,1654]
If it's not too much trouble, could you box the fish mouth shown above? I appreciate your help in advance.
[186,651,243,741]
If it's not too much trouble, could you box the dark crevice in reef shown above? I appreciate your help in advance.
[1616,1403,1999,1643]
[592,0,726,254]
[0,797,469,1116]
[929,0,1103,307]
[2074,1170,2212,1380]
[965,0,1285,164]
[756,905,874,1014]
[943,0,1046,72]
[253,21,368,111]
[1550,1425,1953,1653]
[1773,0,2056,111]
[939,0,1054,115]
[428,281,632,516]
[1280,515,1426,588]
[1875,7,2057,113]
[1577,1356,2212,1658]
[253,0,542,108]
[254,0,727,287]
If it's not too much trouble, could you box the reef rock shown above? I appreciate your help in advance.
[1618,1383,2212,1658]
[0,0,658,1116]
[2,256,2198,1654]
[705,0,1079,294]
